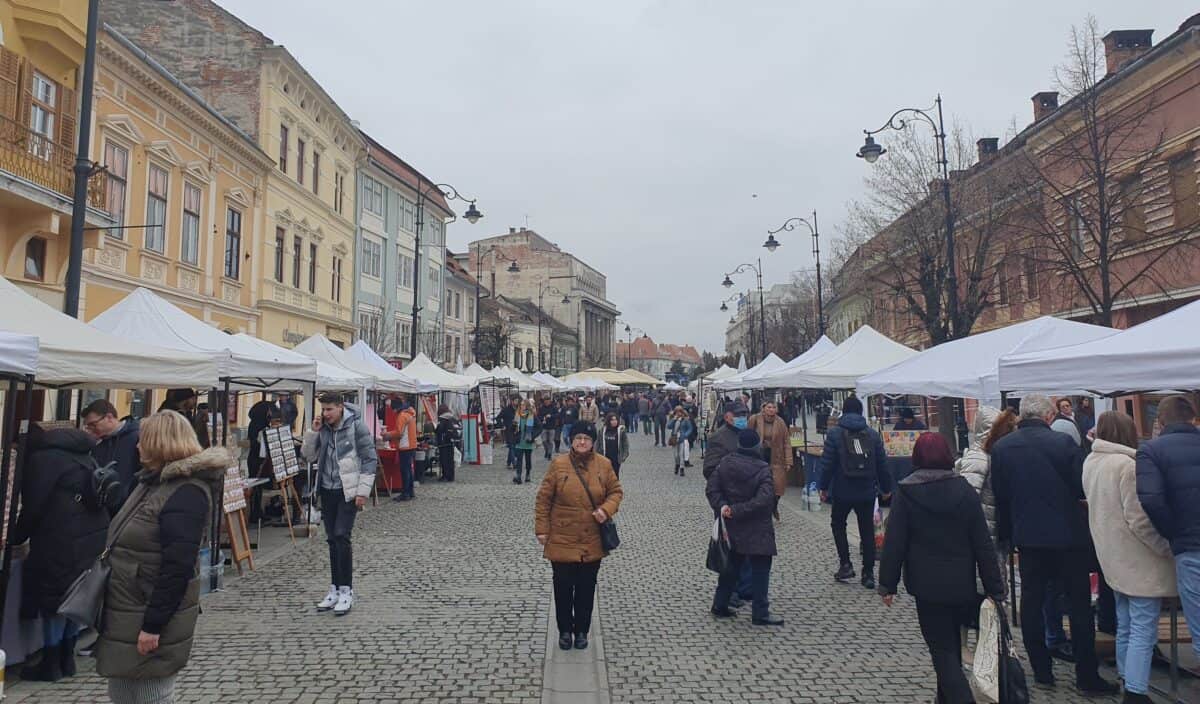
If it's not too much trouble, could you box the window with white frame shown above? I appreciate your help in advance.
[144,165,168,253]
[224,208,242,279]
[429,264,440,290]
[362,175,384,215]
[358,311,381,347]
[454,291,462,319]
[396,321,411,354]
[445,289,454,317]
[399,198,415,232]
[29,72,55,160]
[453,335,461,361]
[103,142,128,238]
[181,183,201,265]
[467,297,475,324]
[398,252,414,289]
[361,238,381,278]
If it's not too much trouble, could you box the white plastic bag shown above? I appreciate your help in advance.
[972,597,1001,703]
[454,447,463,465]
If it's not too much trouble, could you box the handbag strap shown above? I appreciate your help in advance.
[570,463,601,513]
[99,481,153,561]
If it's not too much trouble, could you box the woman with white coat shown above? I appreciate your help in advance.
[1083,411,1175,704]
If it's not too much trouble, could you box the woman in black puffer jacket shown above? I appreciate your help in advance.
[13,423,110,681]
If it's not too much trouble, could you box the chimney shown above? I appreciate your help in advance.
[509,227,516,234]
[1032,91,1059,122]
[1102,29,1154,76]
[976,137,999,163]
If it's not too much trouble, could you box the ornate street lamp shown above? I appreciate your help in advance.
[768,212,826,336]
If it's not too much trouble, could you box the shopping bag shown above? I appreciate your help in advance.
[873,497,886,550]
[705,516,733,574]
[972,597,1001,703]
[996,601,1030,704]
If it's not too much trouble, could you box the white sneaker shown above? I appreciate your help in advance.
[333,587,353,616]
[316,585,338,612]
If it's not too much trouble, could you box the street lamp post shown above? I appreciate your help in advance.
[768,212,825,336]
[536,283,571,373]
[617,321,646,371]
[412,183,482,360]
[473,245,518,364]
[722,260,767,364]
[857,95,958,337]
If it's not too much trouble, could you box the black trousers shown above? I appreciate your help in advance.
[439,445,455,481]
[654,418,667,445]
[320,489,358,588]
[552,561,601,635]
[915,599,977,704]
[831,499,876,571]
[1017,547,1099,683]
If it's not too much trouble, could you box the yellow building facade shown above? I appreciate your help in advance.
[0,0,112,308]
[254,47,360,350]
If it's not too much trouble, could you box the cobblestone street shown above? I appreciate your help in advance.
[10,433,1122,703]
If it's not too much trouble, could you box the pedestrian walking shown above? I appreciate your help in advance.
[513,400,540,484]
[497,396,518,469]
[749,401,792,519]
[14,424,109,682]
[1136,395,1200,665]
[560,396,580,450]
[819,396,892,590]
[668,406,694,475]
[991,394,1116,694]
[956,407,1018,587]
[302,394,378,617]
[95,411,233,704]
[535,421,624,651]
[638,393,652,435]
[435,404,462,482]
[539,396,561,460]
[579,394,600,425]
[620,393,638,434]
[653,394,671,446]
[1085,411,1174,704]
[878,432,1005,704]
[706,429,784,625]
[703,400,746,480]
[597,412,630,477]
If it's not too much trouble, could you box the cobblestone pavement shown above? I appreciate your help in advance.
[10,433,1124,703]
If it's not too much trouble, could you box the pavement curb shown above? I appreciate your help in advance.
[542,591,611,704]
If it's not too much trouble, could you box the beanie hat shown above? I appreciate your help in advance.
[737,429,761,450]
[570,421,597,442]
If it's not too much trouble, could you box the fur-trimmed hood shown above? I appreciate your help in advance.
[153,446,233,484]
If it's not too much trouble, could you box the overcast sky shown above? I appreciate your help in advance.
[217,0,1187,355]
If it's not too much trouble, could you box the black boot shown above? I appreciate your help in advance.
[60,635,77,677]
[834,562,855,582]
[23,643,64,682]
[558,632,573,650]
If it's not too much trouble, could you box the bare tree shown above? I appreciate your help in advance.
[1013,16,1196,326]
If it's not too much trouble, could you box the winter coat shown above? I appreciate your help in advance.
[653,399,671,420]
[538,404,561,430]
[620,398,638,416]
[991,419,1089,550]
[514,413,540,451]
[391,407,419,452]
[560,404,580,429]
[668,416,694,443]
[878,469,1004,604]
[818,413,893,503]
[956,406,1000,543]
[749,413,793,497]
[703,425,740,480]
[96,446,232,680]
[1137,422,1200,556]
[1051,416,1083,446]
[92,417,142,498]
[534,451,623,563]
[597,425,629,465]
[706,449,777,556]
[637,397,651,416]
[13,427,109,619]
[435,413,461,449]
[301,403,378,501]
[579,401,600,424]
[1083,439,1176,598]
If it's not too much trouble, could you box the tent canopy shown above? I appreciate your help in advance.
[234,334,370,392]
[577,367,643,385]
[741,337,837,390]
[474,365,546,392]
[758,325,917,390]
[531,371,567,390]
[462,362,490,378]
[704,364,739,382]
[663,380,685,391]
[619,369,664,386]
[393,352,476,393]
[561,372,620,391]
[997,302,1200,396]
[297,336,431,393]
[858,316,1114,402]
[714,353,786,391]
[0,331,37,377]
[4,281,217,389]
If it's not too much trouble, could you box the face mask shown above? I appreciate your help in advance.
[732,416,748,430]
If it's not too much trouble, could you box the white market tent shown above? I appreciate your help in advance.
[714,353,786,391]
[234,334,370,392]
[296,335,430,393]
[532,371,568,390]
[394,352,477,393]
[342,341,439,393]
[561,372,619,392]
[462,362,490,378]
[739,336,837,390]
[997,300,1200,396]
[758,325,918,390]
[503,366,551,392]
[663,381,684,391]
[858,316,1115,403]
[705,365,739,382]
[0,331,38,377]
[90,287,311,390]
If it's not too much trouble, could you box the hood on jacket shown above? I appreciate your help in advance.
[439,411,456,420]
[837,412,868,432]
[1088,437,1137,460]
[898,469,971,515]
[156,446,233,484]
[28,425,96,455]
[334,402,363,430]
[969,406,1000,450]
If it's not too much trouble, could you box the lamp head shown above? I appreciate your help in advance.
[719,302,728,312]
[856,134,885,163]
[721,274,734,288]
[561,295,570,305]
[463,202,483,224]
[763,234,781,253]
[624,324,631,334]
[506,260,520,273]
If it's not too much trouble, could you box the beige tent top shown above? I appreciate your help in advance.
[619,368,664,386]
[577,367,644,385]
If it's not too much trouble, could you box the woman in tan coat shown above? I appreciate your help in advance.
[749,401,792,517]
[535,420,623,652]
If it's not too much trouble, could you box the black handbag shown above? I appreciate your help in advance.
[996,600,1030,704]
[571,465,620,552]
[706,515,733,574]
[58,486,148,630]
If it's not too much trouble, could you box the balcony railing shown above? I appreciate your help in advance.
[0,112,109,213]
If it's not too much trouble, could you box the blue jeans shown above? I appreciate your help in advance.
[1175,551,1200,658]
[506,443,517,468]
[713,553,772,621]
[399,450,415,498]
[736,561,753,600]
[42,615,79,647]
[1114,592,1161,694]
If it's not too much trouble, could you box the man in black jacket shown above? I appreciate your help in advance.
[82,399,140,501]
[539,396,561,460]
[819,396,892,590]
[1137,394,1200,662]
[703,400,746,480]
[991,394,1116,695]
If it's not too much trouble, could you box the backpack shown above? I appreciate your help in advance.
[838,429,876,481]
[82,457,123,516]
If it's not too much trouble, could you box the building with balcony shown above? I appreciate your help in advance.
[0,0,113,308]
[103,0,362,348]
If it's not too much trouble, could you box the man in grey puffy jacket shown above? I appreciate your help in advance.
[302,394,378,616]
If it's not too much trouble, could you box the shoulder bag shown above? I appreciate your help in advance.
[706,515,733,574]
[58,485,149,630]
[571,465,620,552]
